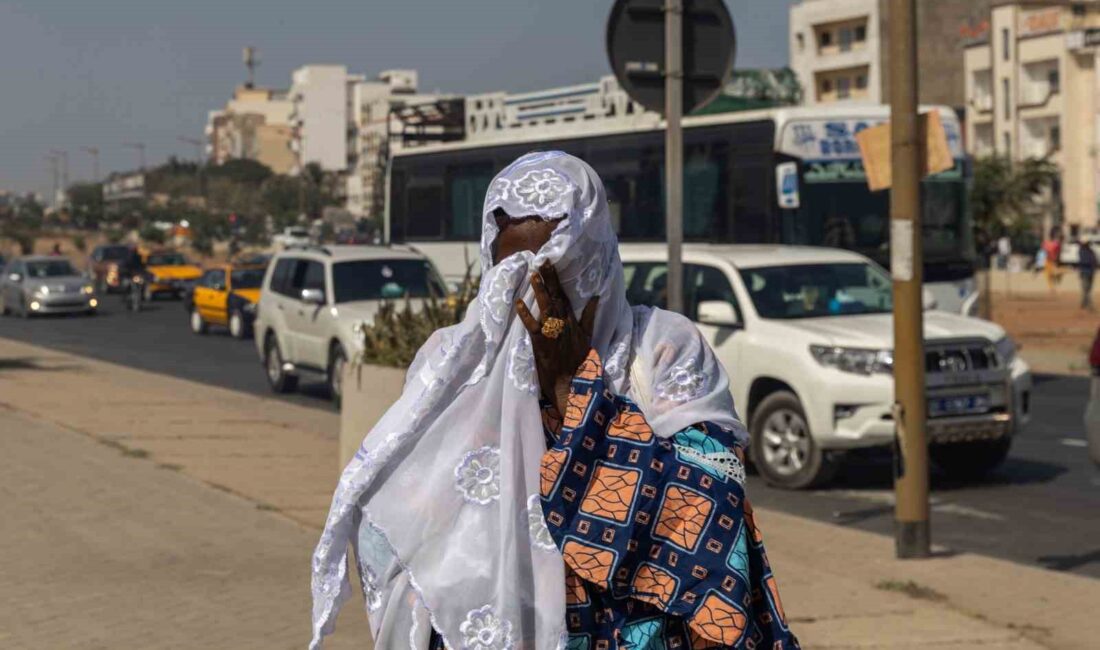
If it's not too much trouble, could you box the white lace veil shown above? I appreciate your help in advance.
[310,151,745,650]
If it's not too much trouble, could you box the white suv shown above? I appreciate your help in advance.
[253,245,447,406]
[620,244,1032,489]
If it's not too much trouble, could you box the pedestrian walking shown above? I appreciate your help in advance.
[49,243,62,256]
[1042,227,1064,294]
[997,235,1012,270]
[1078,237,1097,310]
[310,152,800,650]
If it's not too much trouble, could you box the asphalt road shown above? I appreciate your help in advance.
[2,295,1099,579]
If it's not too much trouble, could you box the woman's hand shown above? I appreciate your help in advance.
[515,262,599,414]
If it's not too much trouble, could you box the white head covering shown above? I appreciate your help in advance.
[311,151,745,650]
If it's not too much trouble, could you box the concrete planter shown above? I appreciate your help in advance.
[339,362,408,468]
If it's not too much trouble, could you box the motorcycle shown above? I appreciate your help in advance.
[123,273,146,312]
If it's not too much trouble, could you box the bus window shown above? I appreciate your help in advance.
[586,133,664,239]
[446,162,494,239]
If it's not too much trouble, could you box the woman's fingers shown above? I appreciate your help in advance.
[539,263,568,313]
[580,296,599,339]
[530,272,552,316]
[515,299,540,334]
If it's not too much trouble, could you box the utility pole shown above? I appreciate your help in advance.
[46,153,60,208]
[80,146,100,183]
[664,0,684,315]
[124,142,146,171]
[49,150,69,208]
[890,0,931,559]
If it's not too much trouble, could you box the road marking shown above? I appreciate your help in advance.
[1061,438,1089,448]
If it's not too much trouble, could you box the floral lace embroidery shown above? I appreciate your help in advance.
[672,446,747,485]
[510,168,573,215]
[656,362,706,403]
[507,334,538,395]
[459,605,515,650]
[527,494,557,552]
[454,446,501,505]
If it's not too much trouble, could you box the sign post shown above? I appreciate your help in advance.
[889,0,931,559]
[607,0,735,314]
[665,0,684,314]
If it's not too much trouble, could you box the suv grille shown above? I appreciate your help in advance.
[925,341,1000,374]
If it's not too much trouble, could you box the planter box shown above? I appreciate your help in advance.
[339,362,408,469]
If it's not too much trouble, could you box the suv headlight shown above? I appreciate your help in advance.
[810,345,894,375]
[994,336,1017,366]
[35,286,50,296]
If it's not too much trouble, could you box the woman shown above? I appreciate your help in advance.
[311,152,799,649]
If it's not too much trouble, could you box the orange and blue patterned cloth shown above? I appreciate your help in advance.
[431,350,798,650]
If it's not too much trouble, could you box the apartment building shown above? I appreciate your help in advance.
[205,85,295,174]
[289,65,360,174]
[964,1,1100,231]
[790,0,991,108]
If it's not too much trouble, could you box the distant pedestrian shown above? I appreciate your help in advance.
[50,243,62,256]
[1042,227,1064,294]
[997,235,1012,270]
[1078,237,1097,310]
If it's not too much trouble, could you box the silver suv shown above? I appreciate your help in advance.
[253,245,446,406]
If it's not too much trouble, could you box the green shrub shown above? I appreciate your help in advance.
[352,270,479,368]
[72,234,87,252]
[140,224,166,245]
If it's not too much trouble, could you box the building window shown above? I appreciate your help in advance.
[1002,28,1010,61]
[855,25,867,42]
[856,74,868,90]
[1051,124,1062,151]
[820,30,833,47]
[822,79,833,93]
[1003,132,1011,156]
[1003,78,1011,119]
[1049,67,1060,93]
[839,27,853,52]
[796,32,805,51]
[837,77,851,99]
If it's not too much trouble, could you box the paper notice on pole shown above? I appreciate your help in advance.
[856,111,954,191]
[891,220,914,281]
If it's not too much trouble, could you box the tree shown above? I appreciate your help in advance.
[68,182,104,228]
[970,156,1058,254]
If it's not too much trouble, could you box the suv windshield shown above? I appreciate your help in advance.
[147,253,187,266]
[331,259,445,303]
[26,260,78,278]
[231,268,265,289]
[99,246,130,261]
[742,262,892,319]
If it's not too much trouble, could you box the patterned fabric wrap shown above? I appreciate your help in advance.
[540,350,800,649]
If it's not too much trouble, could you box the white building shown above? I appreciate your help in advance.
[204,85,295,174]
[789,0,880,106]
[289,65,360,174]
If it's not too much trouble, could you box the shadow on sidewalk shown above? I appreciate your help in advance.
[1037,548,1100,572]
[0,356,83,373]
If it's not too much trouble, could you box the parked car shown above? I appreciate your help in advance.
[253,245,447,406]
[0,255,98,317]
[273,227,312,250]
[142,249,202,300]
[619,244,1032,489]
[88,244,135,293]
[185,263,266,338]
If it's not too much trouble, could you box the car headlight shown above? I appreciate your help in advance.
[82,284,95,295]
[810,345,894,375]
[994,336,1017,366]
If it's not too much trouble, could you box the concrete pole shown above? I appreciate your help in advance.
[81,147,100,183]
[889,0,931,559]
[665,0,684,315]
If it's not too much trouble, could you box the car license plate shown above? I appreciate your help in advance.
[928,394,989,418]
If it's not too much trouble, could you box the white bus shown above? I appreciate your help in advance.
[387,104,978,314]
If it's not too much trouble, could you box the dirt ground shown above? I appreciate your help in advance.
[991,290,1099,375]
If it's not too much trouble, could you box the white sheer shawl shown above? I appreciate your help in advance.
[310,151,745,650]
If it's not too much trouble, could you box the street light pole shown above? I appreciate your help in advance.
[124,142,146,171]
[664,0,684,315]
[80,147,100,183]
[889,0,931,559]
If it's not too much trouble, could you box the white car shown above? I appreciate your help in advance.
[620,244,1033,489]
[253,245,447,406]
[272,226,313,250]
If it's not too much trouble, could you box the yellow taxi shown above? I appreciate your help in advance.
[143,249,203,300]
[186,264,265,339]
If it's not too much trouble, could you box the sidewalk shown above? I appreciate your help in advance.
[2,336,1097,649]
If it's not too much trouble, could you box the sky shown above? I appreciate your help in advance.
[0,0,797,197]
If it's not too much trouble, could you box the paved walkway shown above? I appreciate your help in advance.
[2,336,1097,648]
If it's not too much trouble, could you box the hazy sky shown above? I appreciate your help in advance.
[0,0,797,196]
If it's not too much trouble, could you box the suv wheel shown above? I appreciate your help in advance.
[749,391,840,490]
[930,436,1011,480]
[189,308,207,335]
[228,310,247,339]
[264,335,298,394]
[328,343,347,409]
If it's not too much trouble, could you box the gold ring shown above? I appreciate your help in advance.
[541,317,565,340]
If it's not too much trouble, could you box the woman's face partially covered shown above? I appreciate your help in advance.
[492,210,561,264]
